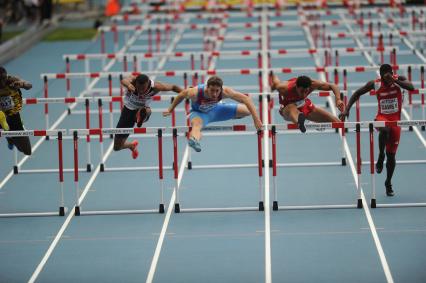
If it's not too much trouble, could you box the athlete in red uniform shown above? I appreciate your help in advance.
[340,64,415,196]
[270,73,345,133]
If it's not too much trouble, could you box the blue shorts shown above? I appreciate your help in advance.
[189,102,238,126]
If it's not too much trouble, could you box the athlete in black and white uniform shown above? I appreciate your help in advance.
[114,74,182,159]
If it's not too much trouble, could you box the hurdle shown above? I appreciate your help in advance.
[71,127,166,215]
[363,120,426,208]
[0,130,66,217]
[171,125,265,213]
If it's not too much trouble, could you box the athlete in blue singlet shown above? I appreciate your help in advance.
[163,76,263,152]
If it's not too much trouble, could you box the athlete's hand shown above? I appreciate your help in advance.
[254,117,263,130]
[336,100,345,113]
[162,109,172,117]
[126,84,136,93]
[339,110,349,121]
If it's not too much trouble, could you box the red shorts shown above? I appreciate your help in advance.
[375,114,401,154]
[280,98,316,117]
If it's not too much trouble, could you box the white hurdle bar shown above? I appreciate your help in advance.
[0,130,66,217]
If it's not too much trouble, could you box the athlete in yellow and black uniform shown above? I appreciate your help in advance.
[0,67,32,155]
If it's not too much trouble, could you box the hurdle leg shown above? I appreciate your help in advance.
[271,126,278,211]
[85,99,92,172]
[158,129,165,213]
[73,131,81,216]
[356,123,363,208]
[257,130,264,211]
[98,99,105,172]
[13,146,18,174]
[57,131,65,216]
[173,128,180,213]
[369,124,376,208]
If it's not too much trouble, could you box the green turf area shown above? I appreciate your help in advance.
[43,28,97,41]
[1,31,24,42]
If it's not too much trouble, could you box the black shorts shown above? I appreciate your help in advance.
[5,112,25,131]
[4,112,30,146]
[115,106,151,139]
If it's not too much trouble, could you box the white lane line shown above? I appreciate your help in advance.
[261,7,272,283]
[337,13,394,283]
[146,147,189,283]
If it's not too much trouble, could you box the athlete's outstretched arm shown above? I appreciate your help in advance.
[163,88,196,117]
[340,80,374,120]
[121,75,136,92]
[394,75,415,91]
[223,87,263,130]
[312,80,344,112]
[154,81,183,93]
[8,76,32,90]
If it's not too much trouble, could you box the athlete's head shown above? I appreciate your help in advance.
[296,75,312,96]
[206,76,223,99]
[0,67,7,87]
[134,74,150,95]
[379,64,394,85]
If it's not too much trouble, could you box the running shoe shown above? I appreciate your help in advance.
[188,137,201,152]
[297,113,306,133]
[130,140,139,159]
[385,181,394,197]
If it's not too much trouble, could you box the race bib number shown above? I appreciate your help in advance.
[0,96,14,111]
[380,98,398,114]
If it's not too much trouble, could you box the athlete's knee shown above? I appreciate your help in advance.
[386,152,396,167]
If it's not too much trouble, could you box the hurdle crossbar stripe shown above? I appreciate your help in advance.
[0,130,64,137]
[40,64,426,80]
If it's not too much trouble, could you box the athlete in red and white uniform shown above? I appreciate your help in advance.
[340,64,415,196]
[270,73,345,133]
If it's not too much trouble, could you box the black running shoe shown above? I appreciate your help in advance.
[375,153,385,174]
[385,181,394,197]
[297,113,306,133]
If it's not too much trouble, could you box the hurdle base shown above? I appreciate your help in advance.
[174,203,180,213]
[100,163,105,172]
[109,134,113,139]
[357,199,363,208]
[371,199,376,208]
[67,108,71,115]
[159,203,165,213]
[45,136,50,141]
[259,201,264,211]
[59,206,65,216]
[273,201,278,211]
[409,126,413,131]
[341,158,346,166]
[422,126,425,131]
[0,211,63,218]
[325,101,330,108]
[277,204,358,210]
[86,164,92,172]
[187,161,192,170]
[13,166,18,174]
[75,206,81,216]
[178,206,260,213]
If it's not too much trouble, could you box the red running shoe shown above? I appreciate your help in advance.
[130,140,139,159]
